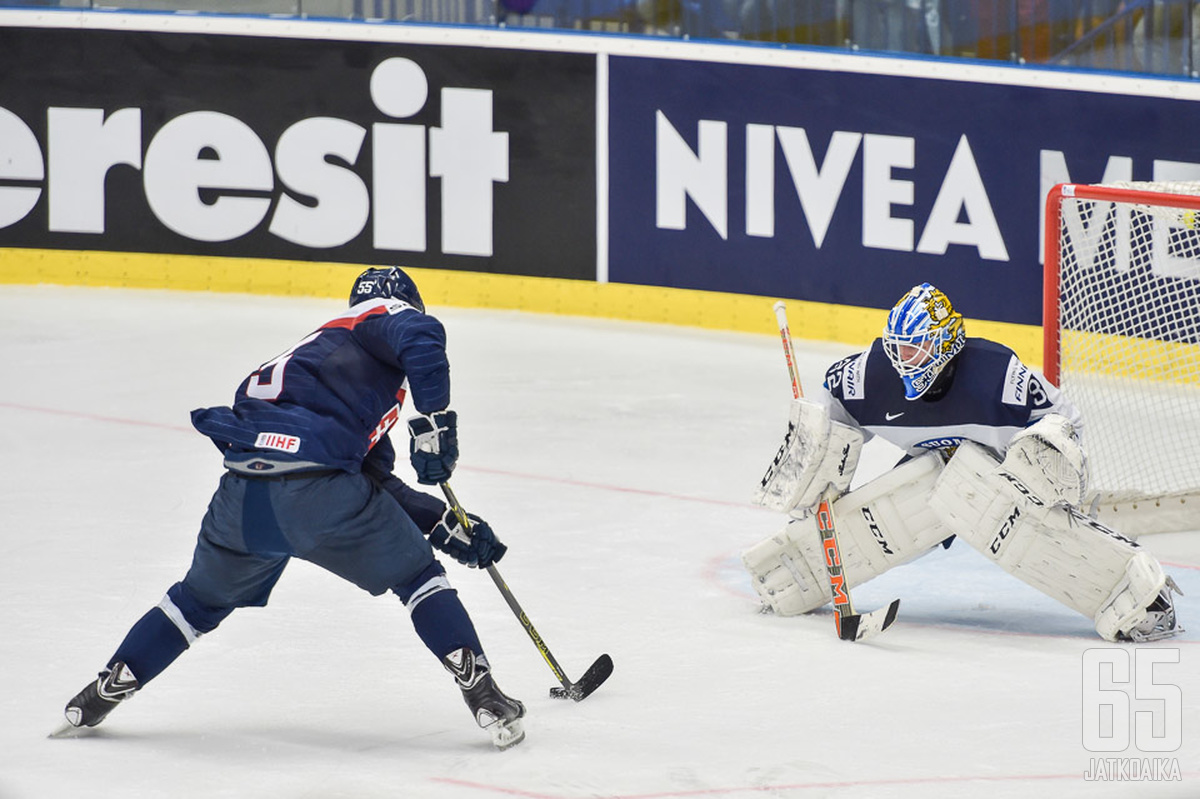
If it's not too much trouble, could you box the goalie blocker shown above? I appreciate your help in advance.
[755,399,862,514]
[746,414,1182,641]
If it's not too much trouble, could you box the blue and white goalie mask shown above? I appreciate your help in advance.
[349,266,425,312]
[883,282,965,400]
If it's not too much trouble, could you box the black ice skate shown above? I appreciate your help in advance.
[52,662,140,737]
[442,647,525,750]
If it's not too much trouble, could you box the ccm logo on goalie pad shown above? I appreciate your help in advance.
[1065,507,1138,548]
[759,421,796,490]
[997,472,1046,507]
[860,507,894,555]
[989,506,1022,555]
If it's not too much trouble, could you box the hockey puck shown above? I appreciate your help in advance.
[549,686,571,699]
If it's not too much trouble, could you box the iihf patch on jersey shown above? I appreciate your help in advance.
[254,432,302,453]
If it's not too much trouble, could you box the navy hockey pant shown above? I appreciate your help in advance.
[187,470,433,603]
[109,470,481,683]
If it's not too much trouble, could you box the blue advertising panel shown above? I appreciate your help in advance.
[607,55,1200,325]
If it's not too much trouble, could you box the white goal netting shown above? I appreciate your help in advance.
[1046,181,1200,533]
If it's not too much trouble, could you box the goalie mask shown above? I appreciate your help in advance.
[883,283,965,400]
[349,267,425,312]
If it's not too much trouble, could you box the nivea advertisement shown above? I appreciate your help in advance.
[607,55,1200,325]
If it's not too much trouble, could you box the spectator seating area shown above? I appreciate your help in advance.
[2,0,1197,76]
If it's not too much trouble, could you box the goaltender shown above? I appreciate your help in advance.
[743,283,1182,641]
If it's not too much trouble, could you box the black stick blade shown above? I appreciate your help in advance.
[839,599,901,642]
[571,654,613,700]
[548,654,613,701]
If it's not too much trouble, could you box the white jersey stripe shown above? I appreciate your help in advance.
[861,422,1024,458]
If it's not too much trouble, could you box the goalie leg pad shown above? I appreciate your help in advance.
[742,519,829,616]
[828,451,950,581]
[744,452,950,615]
[1095,553,1180,643]
[930,441,1179,640]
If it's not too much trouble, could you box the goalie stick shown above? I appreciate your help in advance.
[439,482,613,701]
[773,301,900,642]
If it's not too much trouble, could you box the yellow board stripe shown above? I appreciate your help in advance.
[1061,329,1200,385]
[0,247,1044,366]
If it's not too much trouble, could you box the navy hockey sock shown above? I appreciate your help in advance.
[109,606,190,685]
[409,587,484,661]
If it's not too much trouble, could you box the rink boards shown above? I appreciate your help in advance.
[3,9,1200,360]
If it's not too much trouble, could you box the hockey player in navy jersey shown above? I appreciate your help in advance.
[57,267,527,749]
[744,283,1182,641]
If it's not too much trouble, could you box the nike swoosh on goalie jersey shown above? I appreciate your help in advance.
[885,412,905,420]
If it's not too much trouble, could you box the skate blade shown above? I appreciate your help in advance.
[489,718,525,751]
[48,720,91,739]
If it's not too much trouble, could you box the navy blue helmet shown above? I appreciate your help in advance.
[349,267,424,312]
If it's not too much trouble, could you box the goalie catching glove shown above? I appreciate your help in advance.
[408,410,459,485]
[429,508,507,569]
[999,413,1088,507]
[754,399,863,515]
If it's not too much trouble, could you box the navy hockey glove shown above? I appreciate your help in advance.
[428,509,507,569]
[407,410,458,485]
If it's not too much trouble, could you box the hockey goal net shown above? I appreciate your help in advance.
[1044,181,1200,535]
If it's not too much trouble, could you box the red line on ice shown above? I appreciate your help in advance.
[0,401,763,510]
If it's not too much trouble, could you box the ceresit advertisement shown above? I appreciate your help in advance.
[0,26,597,281]
[606,54,1200,325]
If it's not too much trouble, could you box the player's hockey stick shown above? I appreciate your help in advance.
[439,482,614,701]
[773,301,900,642]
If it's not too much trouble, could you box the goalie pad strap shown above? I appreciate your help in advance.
[744,452,950,616]
[754,399,863,514]
[930,441,1167,640]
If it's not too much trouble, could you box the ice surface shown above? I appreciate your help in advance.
[1,286,1196,798]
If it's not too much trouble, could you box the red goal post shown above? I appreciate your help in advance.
[1044,181,1200,535]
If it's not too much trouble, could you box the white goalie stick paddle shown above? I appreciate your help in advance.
[439,482,613,700]
[772,301,900,642]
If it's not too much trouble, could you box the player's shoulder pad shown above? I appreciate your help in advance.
[823,349,868,401]
[382,301,447,345]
